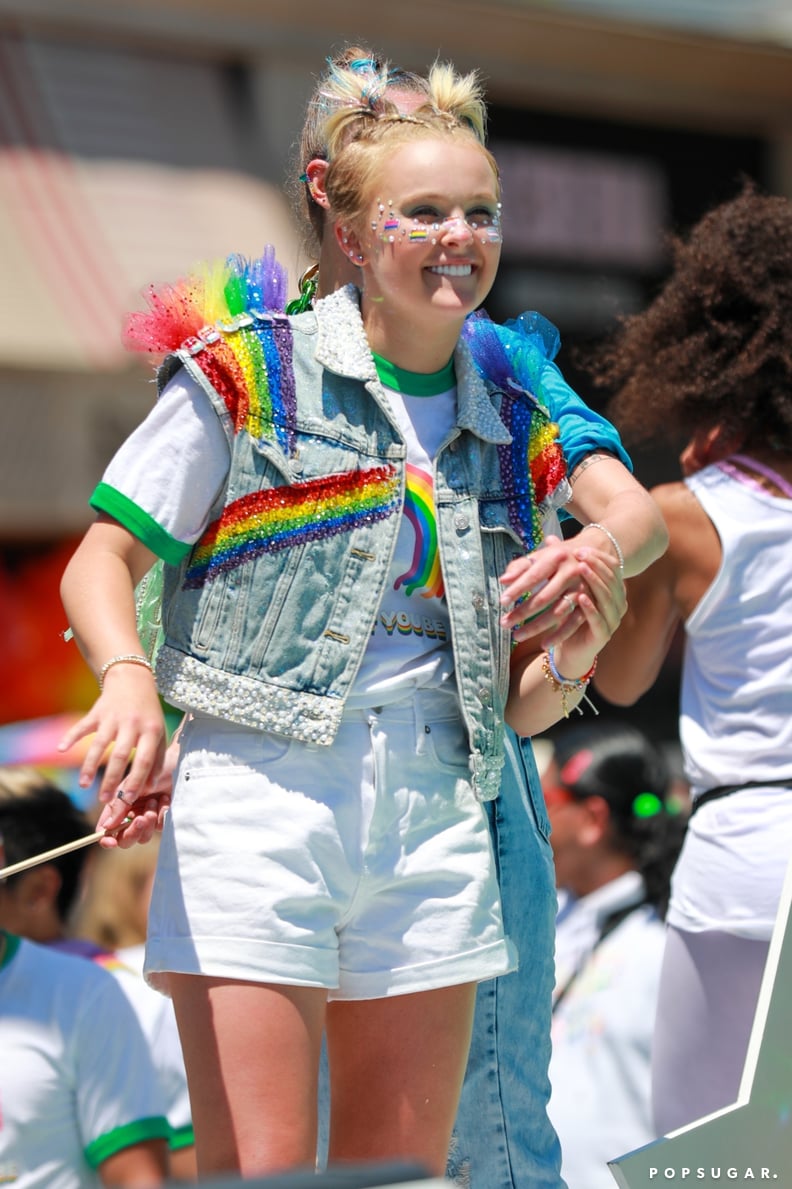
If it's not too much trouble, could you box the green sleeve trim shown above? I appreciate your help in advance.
[0,931,21,971]
[85,1115,171,1168]
[89,484,192,566]
[169,1123,196,1151]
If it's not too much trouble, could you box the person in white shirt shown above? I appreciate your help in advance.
[542,722,686,1189]
[0,767,191,1180]
[591,183,792,1134]
[0,827,170,1188]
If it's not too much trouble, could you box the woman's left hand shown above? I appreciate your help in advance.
[550,549,627,672]
[95,714,183,848]
[96,772,173,849]
[500,535,625,648]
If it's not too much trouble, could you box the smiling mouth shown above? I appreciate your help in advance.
[427,264,474,277]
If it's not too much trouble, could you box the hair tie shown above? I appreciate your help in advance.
[632,792,663,818]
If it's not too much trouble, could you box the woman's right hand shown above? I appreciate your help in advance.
[59,515,167,812]
[59,663,168,805]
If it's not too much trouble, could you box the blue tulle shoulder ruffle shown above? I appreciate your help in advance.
[461,309,560,398]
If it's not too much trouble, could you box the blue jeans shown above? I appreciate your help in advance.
[446,731,565,1188]
[317,731,563,1187]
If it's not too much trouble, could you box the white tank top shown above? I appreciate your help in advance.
[681,460,792,797]
[667,460,792,938]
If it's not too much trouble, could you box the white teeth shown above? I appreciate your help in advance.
[429,264,472,277]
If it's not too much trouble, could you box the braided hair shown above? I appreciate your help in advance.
[322,63,496,240]
[293,46,429,255]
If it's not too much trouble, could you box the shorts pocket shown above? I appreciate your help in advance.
[179,716,294,774]
[421,715,471,776]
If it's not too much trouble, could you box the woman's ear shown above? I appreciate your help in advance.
[305,158,330,210]
[578,795,612,847]
[334,221,365,267]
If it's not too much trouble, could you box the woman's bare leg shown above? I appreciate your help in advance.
[169,974,327,1178]
[326,982,477,1176]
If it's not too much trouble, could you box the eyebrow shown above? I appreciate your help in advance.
[400,191,499,206]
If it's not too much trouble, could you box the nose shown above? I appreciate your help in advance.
[439,215,475,244]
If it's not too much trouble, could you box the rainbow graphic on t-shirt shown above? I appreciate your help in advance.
[394,464,444,598]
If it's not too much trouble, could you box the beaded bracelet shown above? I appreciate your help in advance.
[586,522,625,571]
[98,653,155,691]
[547,647,598,687]
[541,648,599,718]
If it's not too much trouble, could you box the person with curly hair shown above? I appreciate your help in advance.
[590,181,792,1135]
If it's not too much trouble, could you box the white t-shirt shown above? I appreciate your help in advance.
[346,375,456,705]
[53,940,193,1145]
[550,874,664,1189]
[0,934,169,1188]
[116,943,193,1145]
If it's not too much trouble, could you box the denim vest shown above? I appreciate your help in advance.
[154,285,569,801]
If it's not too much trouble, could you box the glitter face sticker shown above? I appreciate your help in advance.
[374,198,503,247]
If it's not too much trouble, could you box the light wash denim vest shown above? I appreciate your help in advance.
[154,285,568,801]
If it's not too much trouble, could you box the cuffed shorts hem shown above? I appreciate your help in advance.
[334,936,518,1001]
[145,936,517,1000]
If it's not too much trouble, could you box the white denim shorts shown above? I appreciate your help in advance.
[145,693,515,1000]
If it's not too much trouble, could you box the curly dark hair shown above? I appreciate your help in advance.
[586,181,792,453]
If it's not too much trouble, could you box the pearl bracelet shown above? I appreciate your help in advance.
[98,653,155,691]
[586,522,625,571]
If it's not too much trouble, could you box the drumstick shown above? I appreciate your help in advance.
[0,824,130,880]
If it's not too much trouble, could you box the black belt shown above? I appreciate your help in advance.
[691,778,792,816]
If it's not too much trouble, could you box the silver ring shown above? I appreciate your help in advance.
[564,594,577,613]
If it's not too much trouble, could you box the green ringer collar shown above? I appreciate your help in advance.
[373,352,456,396]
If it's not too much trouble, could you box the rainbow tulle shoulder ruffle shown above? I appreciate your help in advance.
[123,247,288,355]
